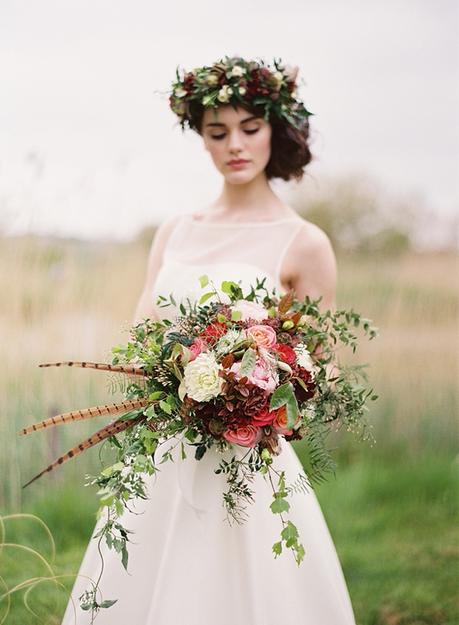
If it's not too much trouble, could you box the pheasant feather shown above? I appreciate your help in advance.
[22,414,148,488]
[38,361,148,377]
[18,398,150,436]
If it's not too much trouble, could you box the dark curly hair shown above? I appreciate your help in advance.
[190,102,313,182]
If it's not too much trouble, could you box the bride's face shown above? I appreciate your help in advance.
[201,105,272,183]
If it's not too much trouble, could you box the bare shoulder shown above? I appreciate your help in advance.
[286,216,336,263]
[152,214,183,243]
[143,214,183,281]
[282,215,337,307]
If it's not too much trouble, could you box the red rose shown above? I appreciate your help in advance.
[274,344,297,366]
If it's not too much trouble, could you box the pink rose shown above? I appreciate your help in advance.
[247,324,277,349]
[188,338,208,362]
[223,424,262,448]
[250,408,277,427]
[272,406,301,436]
[230,359,279,394]
[231,300,268,321]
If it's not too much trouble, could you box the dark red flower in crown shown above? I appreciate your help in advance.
[274,344,297,366]
[183,72,195,92]
[199,322,228,345]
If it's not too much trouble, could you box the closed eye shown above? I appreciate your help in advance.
[211,129,260,140]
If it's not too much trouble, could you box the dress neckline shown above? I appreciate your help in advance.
[184,212,302,228]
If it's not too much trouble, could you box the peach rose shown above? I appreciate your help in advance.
[223,424,262,448]
[272,406,301,436]
[247,325,277,349]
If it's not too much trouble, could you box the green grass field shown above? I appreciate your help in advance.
[1,235,457,624]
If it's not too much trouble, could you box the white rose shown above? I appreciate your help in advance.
[231,300,268,321]
[238,86,246,95]
[294,343,315,375]
[230,65,245,77]
[217,85,233,103]
[206,74,219,86]
[183,352,223,402]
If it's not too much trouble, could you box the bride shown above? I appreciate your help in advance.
[61,55,356,625]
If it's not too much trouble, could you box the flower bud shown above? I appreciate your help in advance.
[282,320,294,330]
[261,448,272,463]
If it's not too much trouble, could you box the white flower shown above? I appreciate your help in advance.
[294,343,315,376]
[215,328,247,355]
[183,352,223,402]
[238,86,246,95]
[301,402,316,421]
[174,88,188,98]
[271,71,284,91]
[206,74,219,86]
[231,300,268,321]
[217,85,233,103]
[229,65,246,77]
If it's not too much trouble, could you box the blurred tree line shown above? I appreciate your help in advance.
[288,172,457,256]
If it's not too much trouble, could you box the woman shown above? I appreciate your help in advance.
[61,56,356,625]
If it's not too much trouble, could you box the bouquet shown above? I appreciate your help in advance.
[19,276,378,617]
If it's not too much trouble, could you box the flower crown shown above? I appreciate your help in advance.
[168,55,314,132]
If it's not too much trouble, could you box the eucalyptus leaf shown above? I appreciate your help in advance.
[240,347,257,377]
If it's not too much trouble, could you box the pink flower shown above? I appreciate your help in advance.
[272,406,301,436]
[231,299,268,321]
[247,324,277,349]
[230,359,279,393]
[223,424,262,448]
[250,408,277,427]
[188,338,208,362]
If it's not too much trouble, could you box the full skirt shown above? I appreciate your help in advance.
[60,435,356,625]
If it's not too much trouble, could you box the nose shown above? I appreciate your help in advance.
[227,128,245,154]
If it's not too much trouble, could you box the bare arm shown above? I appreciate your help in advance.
[283,221,339,378]
[132,216,182,326]
[286,221,337,312]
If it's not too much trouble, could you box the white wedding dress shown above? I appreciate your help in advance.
[61,212,356,625]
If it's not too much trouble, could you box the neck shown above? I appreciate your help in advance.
[213,172,281,218]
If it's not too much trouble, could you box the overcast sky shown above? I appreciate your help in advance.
[1,0,458,240]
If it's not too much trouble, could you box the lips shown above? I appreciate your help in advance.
[227,159,250,165]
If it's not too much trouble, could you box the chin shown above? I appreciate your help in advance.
[223,167,262,184]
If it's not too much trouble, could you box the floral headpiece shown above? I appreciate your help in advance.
[168,55,314,132]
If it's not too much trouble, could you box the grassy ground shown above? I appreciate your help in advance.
[0,235,457,623]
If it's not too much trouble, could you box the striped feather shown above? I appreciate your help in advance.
[22,414,147,488]
[38,361,147,376]
[18,398,150,436]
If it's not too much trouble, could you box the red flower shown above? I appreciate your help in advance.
[250,407,277,427]
[200,322,227,344]
[292,366,316,401]
[274,344,297,366]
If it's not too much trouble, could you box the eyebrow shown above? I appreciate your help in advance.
[205,115,261,128]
